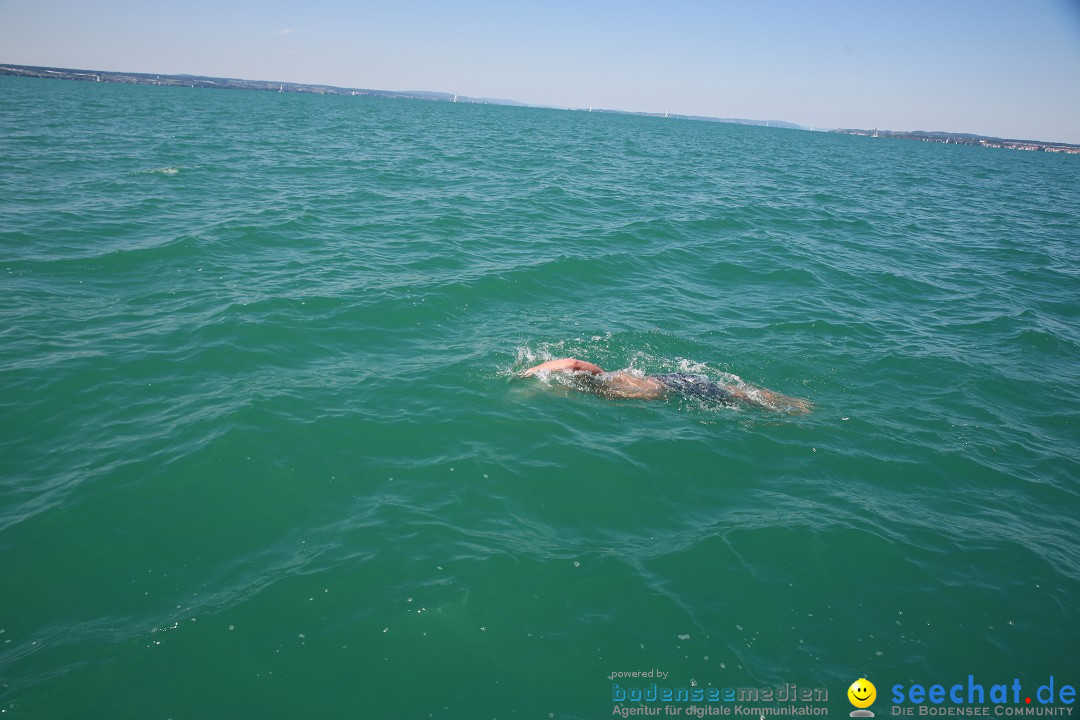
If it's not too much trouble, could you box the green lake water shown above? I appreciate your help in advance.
[1,75,1078,719]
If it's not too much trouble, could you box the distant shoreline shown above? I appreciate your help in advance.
[831,128,1079,155]
[3,62,1077,152]
[0,63,800,132]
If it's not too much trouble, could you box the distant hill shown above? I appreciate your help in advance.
[0,63,545,109]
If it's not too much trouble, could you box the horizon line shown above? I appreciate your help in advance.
[3,61,1079,149]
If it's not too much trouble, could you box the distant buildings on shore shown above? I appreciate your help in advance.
[833,128,1080,154]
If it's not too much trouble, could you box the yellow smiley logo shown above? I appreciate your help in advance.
[848,678,877,709]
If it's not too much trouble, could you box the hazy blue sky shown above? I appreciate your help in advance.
[2,0,1079,142]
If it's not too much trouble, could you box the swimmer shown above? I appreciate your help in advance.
[521,357,810,413]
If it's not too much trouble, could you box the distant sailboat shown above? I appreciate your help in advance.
[453,93,458,103]
[664,109,669,118]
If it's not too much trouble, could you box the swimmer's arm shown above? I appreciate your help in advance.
[521,359,665,399]
[521,358,606,376]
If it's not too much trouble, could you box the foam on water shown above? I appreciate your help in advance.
[136,166,182,175]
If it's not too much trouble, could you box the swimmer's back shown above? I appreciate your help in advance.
[650,373,736,404]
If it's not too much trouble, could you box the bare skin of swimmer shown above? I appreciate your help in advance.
[521,357,810,412]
